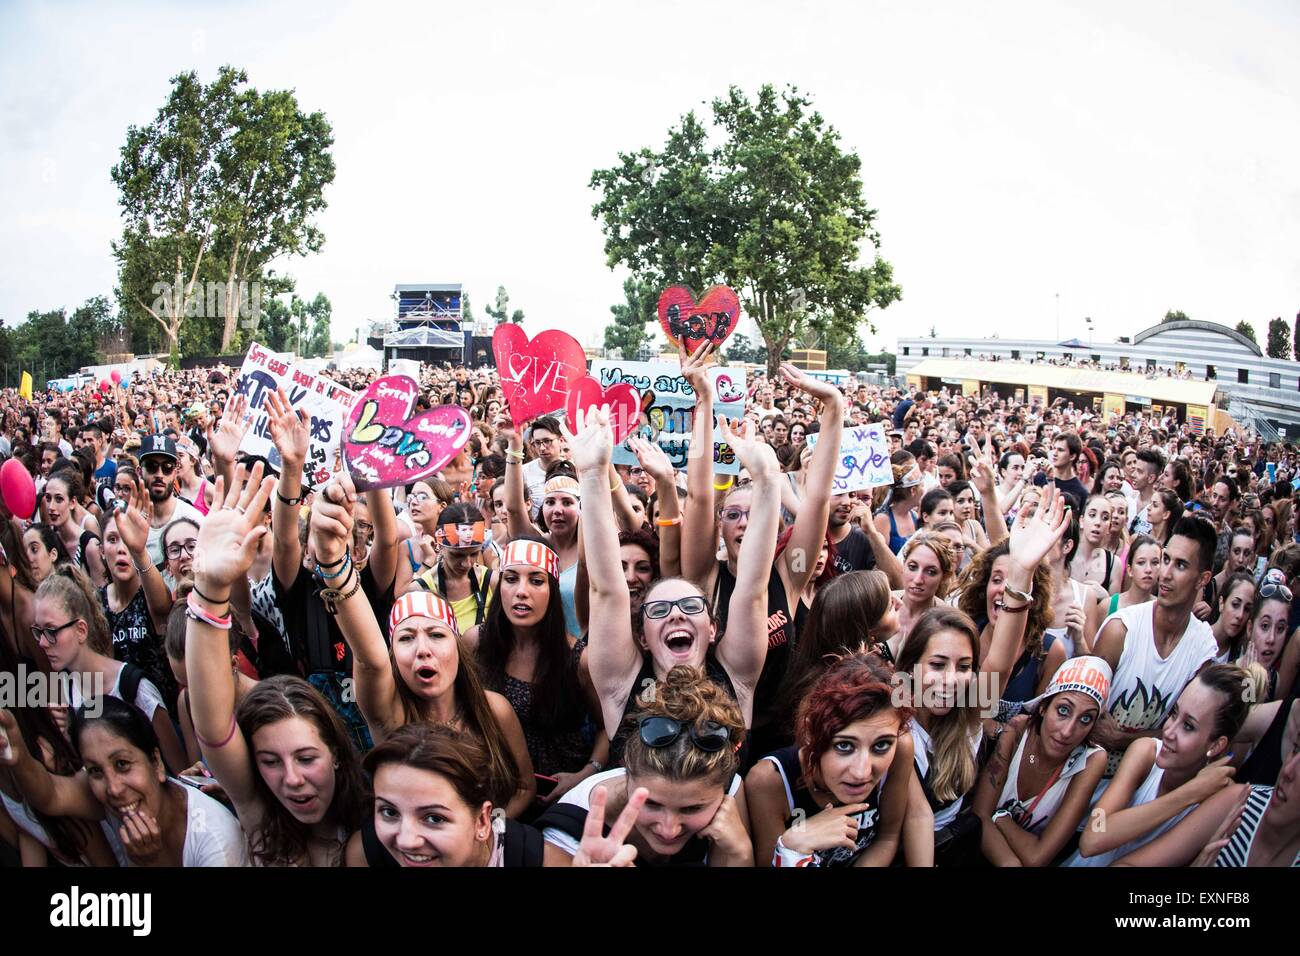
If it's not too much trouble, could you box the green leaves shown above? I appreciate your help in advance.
[602,276,658,358]
[590,84,900,374]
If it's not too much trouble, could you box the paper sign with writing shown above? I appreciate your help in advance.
[587,360,746,474]
[492,325,588,428]
[234,342,358,489]
[344,375,472,491]
[656,285,741,354]
[805,424,892,493]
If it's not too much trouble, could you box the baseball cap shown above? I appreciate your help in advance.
[139,434,177,462]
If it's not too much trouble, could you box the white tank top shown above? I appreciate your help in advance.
[1064,740,1193,867]
[995,730,1101,836]
[1044,578,1090,659]
[1099,603,1217,775]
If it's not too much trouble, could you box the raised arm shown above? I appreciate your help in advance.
[564,407,638,739]
[970,437,1008,544]
[1112,782,1248,867]
[679,342,721,587]
[503,427,537,541]
[630,436,682,578]
[365,487,398,594]
[264,388,307,590]
[0,709,102,820]
[187,465,276,823]
[714,419,780,722]
[311,472,400,738]
[778,366,843,596]
[117,476,172,635]
[206,394,248,496]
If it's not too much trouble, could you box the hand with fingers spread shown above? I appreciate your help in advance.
[560,406,613,476]
[208,394,250,466]
[1009,484,1069,575]
[969,436,998,497]
[780,363,842,407]
[571,785,647,867]
[116,475,153,562]
[191,462,276,597]
[265,386,310,470]
[627,435,675,487]
[678,341,716,401]
[310,472,357,569]
[719,417,778,482]
[119,806,166,865]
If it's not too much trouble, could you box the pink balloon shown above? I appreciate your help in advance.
[98,379,111,392]
[111,370,122,384]
[0,459,36,519]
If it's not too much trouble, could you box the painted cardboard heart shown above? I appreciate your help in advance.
[343,375,472,491]
[492,325,588,428]
[564,375,641,445]
[657,285,741,354]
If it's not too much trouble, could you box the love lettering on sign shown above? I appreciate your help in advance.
[343,375,472,492]
[492,325,588,428]
[805,424,892,494]
[564,375,642,444]
[656,285,741,354]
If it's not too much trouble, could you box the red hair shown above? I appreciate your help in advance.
[775,526,838,587]
[795,651,909,787]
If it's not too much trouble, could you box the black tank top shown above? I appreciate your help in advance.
[762,744,883,867]
[1241,689,1298,786]
[608,653,740,769]
[714,561,794,763]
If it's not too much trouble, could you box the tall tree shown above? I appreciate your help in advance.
[1162,309,1189,323]
[111,66,334,364]
[1235,320,1257,344]
[590,84,900,375]
[305,293,333,358]
[1266,316,1289,359]
[1294,311,1299,362]
[603,277,656,357]
[258,295,295,352]
[484,285,524,325]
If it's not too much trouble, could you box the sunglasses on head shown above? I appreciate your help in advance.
[1259,582,1293,603]
[638,715,730,753]
[641,595,708,619]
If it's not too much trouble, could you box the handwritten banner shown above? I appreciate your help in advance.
[234,342,358,489]
[344,376,471,492]
[587,360,746,475]
[805,423,892,493]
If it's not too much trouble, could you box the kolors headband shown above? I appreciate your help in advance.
[389,591,459,636]
[501,539,559,579]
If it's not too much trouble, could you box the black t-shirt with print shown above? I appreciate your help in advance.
[832,526,877,576]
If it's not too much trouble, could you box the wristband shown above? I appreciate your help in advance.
[998,601,1030,615]
[773,836,815,868]
[194,713,238,750]
[277,489,304,507]
[610,476,622,492]
[315,554,347,570]
[315,553,352,580]
[186,592,233,630]
[655,515,682,527]
[320,565,363,615]
[713,477,734,491]
[191,582,230,606]
[506,450,524,463]
[1002,582,1033,603]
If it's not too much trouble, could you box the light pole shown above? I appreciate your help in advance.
[1055,293,1060,342]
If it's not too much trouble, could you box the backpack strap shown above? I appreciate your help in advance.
[117,662,145,711]
[503,818,545,868]
[471,567,491,626]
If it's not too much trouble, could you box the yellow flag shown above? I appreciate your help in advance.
[18,371,32,400]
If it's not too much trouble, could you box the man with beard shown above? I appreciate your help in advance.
[826,492,904,586]
[138,434,204,567]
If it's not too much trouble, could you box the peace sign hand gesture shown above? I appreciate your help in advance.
[571,785,648,867]
[116,475,153,562]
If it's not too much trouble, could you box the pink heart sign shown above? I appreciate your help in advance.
[343,375,471,491]
[657,285,741,354]
[565,375,642,445]
[493,324,588,428]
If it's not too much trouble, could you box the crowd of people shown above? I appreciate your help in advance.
[0,347,1296,868]
[968,353,1197,379]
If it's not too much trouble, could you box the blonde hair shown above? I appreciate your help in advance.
[35,565,112,657]
[901,531,957,598]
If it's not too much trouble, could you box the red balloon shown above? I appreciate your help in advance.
[111,370,122,384]
[0,458,36,519]
[98,379,111,392]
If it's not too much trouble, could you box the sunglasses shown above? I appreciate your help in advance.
[1259,582,1294,603]
[642,595,708,619]
[638,715,730,753]
[143,459,176,475]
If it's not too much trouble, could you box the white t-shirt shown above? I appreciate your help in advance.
[102,783,249,867]
[542,768,743,859]
[1100,602,1217,775]
[69,663,166,723]
[521,458,548,513]
[146,497,205,568]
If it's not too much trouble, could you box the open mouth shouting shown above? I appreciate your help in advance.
[663,627,695,658]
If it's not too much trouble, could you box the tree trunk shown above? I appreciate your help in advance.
[219,238,242,353]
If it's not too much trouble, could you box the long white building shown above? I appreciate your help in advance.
[897,319,1300,439]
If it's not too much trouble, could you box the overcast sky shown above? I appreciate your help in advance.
[2,0,1297,361]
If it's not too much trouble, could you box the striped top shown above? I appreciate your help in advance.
[1214,786,1300,868]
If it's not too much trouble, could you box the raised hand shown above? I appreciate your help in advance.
[627,435,675,487]
[719,417,778,480]
[969,436,998,496]
[780,363,842,406]
[207,394,250,466]
[191,463,276,596]
[116,475,152,560]
[1009,484,1069,574]
[571,784,647,867]
[310,471,357,568]
[265,387,309,469]
[678,340,715,401]
[560,405,613,476]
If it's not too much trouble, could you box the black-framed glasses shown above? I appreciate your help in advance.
[720,508,750,523]
[641,596,708,619]
[638,715,730,753]
[165,540,198,560]
[531,436,556,448]
[1259,582,1293,603]
[142,459,176,475]
[31,620,78,645]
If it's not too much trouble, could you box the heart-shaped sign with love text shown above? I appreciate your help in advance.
[493,325,588,428]
[343,375,472,492]
[657,285,741,354]
[564,375,642,445]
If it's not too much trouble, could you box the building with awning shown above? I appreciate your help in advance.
[904,357,1228,433]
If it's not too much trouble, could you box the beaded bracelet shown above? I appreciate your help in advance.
[186,592,232,630]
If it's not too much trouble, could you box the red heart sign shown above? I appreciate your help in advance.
[343,375,472,492]
[565,375,642,445]
[656,285,741,354]
[492,325,588,428]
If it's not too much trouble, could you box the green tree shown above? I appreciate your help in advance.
[462,292,474,326]
[111,66,334,365]
[1294,311,1299,362]
[484,285,524,325]
[590,84,900,376]
[258,295,295,352]
[1266,317,1289,359]
[1235,320,1257,344]
[305,293,332,358]
[603,277,656,357]
[1162,310,1189,323]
